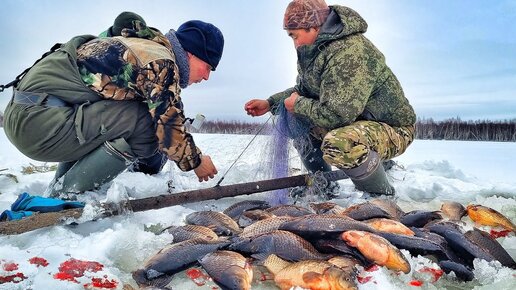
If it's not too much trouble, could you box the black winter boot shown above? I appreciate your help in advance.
[293,137,332,173]
[343,150,395,195]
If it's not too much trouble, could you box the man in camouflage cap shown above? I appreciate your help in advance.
[4,16,224,197]
[245,0,416,196]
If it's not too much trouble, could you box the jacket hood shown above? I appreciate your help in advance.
[318,5,368,41]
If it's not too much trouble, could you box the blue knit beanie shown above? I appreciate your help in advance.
[175,20,224,71]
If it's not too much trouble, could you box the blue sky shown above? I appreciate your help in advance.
[1,0,515,122]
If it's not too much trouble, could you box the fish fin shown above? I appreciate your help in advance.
[251,252,270,261]
[147,274,174,289]
[302,271,325,285]
[132,268,173,288]
[132,269,148,286]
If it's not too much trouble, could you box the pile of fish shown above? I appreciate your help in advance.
[132,198,516,290]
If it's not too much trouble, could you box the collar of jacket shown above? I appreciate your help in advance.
[296,9,343,65]
[166,30,190,89]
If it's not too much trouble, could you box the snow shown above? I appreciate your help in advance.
[0,129,515,290]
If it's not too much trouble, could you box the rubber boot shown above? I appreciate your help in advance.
[300,146,332,173]
[382,159,396,171]
[47,138,135,197]
[54,161,77,179]
[45,161,77,197]
[291,139,341,200]
[343,150,395,195]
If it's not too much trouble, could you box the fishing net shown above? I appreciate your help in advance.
[265,104,316,205]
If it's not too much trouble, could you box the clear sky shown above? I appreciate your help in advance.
[1,0,515,122]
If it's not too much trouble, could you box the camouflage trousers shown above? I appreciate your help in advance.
[320,121,415,169]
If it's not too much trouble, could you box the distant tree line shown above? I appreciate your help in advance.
[190,118,516,142]
[415,118,516,142]
[1,112,514,142]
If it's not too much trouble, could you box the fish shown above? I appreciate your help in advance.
[239,216,293,238]
[377,232,459,263]
[237,209,275,227]
[198,250,253,290]
[327,256,361,272]
[440,201,466,221]
[229,230,328,261]
[438,260,474,282]
[132,238,230,287]
[312,239,371,267]
[466,204,516,231]
[223,200,270,220]
[265,204,313,217]
[263,254,358,290]
[400,210,442,227]
[464,228,516,269]
[185,211,241,236]
[278,214,376,239]
[341,202,393,221]
[425,221,495,266]
[410,227,463,263]
[309,202,347,215]
[364,218,415,236]
[341,230,411,274]
[369,198,406,220]
[164,225,218,243]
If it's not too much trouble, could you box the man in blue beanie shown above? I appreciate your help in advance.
[166,20,224,87]
[3,17,224,200]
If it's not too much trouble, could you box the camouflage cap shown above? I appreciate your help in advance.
[283,0,330,30]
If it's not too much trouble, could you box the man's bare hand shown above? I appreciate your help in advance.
[284,91,299,112]
[244,99,270,117]
[194,155,218,182]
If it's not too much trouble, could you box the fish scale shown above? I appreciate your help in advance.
[229,230,328,261]
[185,210,241,235]
[199,250,253,290]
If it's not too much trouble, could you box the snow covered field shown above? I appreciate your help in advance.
[0,129,515,290]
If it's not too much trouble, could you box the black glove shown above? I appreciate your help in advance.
[132,151,168,175]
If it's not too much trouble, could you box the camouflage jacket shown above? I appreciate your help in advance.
[268,5,416,130]
[74,29,201,171]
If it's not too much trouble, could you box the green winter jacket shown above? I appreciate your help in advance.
[268,5,416,130]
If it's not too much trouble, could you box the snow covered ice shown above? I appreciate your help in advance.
[1,130,515,289]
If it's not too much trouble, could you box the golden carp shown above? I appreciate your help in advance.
[466,204,516,231]
[263,254,358,290]
[327,256,360,272]
[364,218,415,236]
[341,230,411,274]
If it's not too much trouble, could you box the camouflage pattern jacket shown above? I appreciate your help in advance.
[16,27,201,171]
[74,29,201,171]
[268,5,416,130]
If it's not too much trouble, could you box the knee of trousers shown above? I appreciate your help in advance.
[321,127,369,169]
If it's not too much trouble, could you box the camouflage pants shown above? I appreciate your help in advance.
[321,121,415,169]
